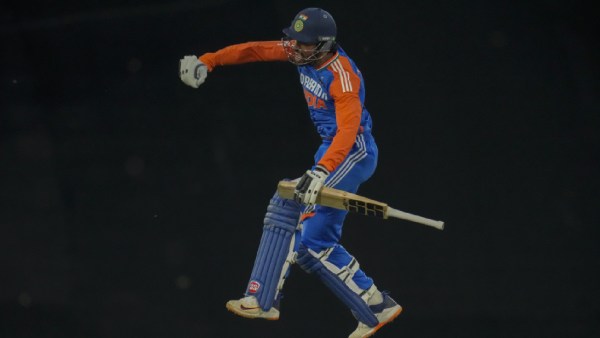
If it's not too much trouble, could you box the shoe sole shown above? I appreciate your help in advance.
[362,305,403,338]
[225,302,280,321]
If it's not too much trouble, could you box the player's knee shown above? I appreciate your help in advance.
[296,244,315,272]
[264,192,302,231]
[297,243,319,273]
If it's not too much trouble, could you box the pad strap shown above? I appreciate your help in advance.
[297,244,379,327]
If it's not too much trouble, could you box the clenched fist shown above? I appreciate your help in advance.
[179,55,207,88]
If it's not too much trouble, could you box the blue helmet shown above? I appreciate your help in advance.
[282,8,337,47]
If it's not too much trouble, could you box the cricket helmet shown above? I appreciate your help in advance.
[282,8,337,65]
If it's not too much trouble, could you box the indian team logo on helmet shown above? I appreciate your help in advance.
[294,13,308,32]
[294,19,304,32]
[248,280,261,293]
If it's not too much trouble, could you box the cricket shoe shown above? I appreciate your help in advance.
[348,292,402,338]
[225,296,280,320]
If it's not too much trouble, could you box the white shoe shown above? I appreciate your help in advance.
[348,293,402,338]
[225,296,280,320]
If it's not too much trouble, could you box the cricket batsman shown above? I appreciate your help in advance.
[179,8,402,337]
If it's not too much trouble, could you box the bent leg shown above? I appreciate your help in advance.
[296,133,395,327]
[301,206,374,290]
[296,242,379,327]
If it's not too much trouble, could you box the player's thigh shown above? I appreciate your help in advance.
[301,206,348,251]
[328,151,377,193]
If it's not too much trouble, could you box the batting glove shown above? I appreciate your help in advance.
[179,55,207,88]
[294,165,329,207]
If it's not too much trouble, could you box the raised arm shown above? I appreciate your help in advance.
[180,41,287,88]
[199,41,287,71]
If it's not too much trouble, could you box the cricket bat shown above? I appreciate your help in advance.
[277,180,444,230]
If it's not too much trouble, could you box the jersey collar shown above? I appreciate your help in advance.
[315,52,339,71]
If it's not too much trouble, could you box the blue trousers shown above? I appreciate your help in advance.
[300,133,378,290]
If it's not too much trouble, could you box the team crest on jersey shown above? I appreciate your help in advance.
[248,280,261,293]
[294,19,304,32]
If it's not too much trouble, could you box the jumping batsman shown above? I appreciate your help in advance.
[179,8,402,337]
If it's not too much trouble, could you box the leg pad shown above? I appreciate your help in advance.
[245,192,302,311]
[296,243,379,327]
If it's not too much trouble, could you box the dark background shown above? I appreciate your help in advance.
[1,0,598,337]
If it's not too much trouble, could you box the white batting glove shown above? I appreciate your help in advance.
[294,165,329,207]
[179,55,207,88]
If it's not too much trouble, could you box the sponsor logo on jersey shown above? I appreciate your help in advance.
[248,281,260,293]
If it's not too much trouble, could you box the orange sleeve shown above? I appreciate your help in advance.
[317,57,363,173]
[198,41,287,71]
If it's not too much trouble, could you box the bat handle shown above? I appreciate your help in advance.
[387,207,445,230]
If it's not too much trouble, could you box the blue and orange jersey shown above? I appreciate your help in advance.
[199,41,373,173]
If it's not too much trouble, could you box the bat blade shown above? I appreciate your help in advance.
[277,180,387,216]
[277,180,444,230]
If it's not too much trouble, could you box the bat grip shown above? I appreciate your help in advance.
[387,207,445,230]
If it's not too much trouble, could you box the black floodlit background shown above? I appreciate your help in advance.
[1,1,598,337]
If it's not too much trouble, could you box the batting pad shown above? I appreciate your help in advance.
[245,192,301,311]
[296,243,379,327]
